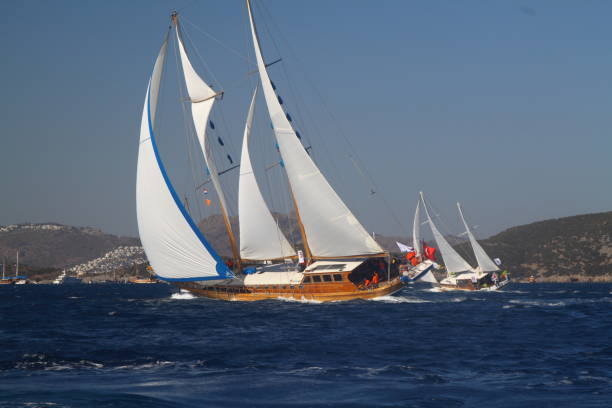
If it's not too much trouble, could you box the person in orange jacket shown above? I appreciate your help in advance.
[372,272,379,285]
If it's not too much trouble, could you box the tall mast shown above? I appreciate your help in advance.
[246,0,384,259]
[15,250,19,277]
[288,185,311,261]
[172,13,241,271]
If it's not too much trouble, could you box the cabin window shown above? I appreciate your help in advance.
[290,285,294,289]
[312,275,322,283]
[333,274,343,282]
[309,264,347,272]
[303,276,311,283]
[323,275,332,282]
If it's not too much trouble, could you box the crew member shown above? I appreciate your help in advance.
[372,271,379,285]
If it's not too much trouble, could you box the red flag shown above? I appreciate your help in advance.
[423,244,436,261]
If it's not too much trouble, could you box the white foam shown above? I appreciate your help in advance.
[421,287,442,293]
[276,296,323,304]
[509,299,566,307]
[371,295,431,303]
[171,290,196,300]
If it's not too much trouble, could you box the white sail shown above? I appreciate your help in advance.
[136,38,231,281]
[239,88,296,260]
[413,199,421,257]
[246,1,382,258]
[420,193,473,274]
[420,270,439,284]
[457,203,499,272]
[175,27,231,228]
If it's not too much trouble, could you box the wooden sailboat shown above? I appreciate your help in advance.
[135,2,404,301]
[418,192,509,291]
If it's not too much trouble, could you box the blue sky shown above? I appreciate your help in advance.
[1,0,611,240]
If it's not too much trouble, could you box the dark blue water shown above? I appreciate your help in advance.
[1,283,611,407]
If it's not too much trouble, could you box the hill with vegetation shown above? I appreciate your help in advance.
[0,223,139,269]
[454,211,612,281]
[2,211,610,282]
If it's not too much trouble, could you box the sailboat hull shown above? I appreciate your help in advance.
[439,277,510,292]
[176,277,405,302]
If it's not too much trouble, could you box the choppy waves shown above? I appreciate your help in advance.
[1,283,611,407]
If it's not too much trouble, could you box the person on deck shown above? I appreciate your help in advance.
[372,272,379,285]
[471,273,478,289]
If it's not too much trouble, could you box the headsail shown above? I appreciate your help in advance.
[239,88,296,260]
[246,0,383,258]
[174,22,239,264]
[136,36,231,281]
[457,203,499,272]
[420,192,473,274]
[413,199,421,257]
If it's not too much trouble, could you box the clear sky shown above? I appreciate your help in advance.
[1,0,611,240]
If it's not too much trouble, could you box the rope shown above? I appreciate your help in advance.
[250,1,407,236]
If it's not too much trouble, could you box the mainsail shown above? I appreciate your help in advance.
[238,88,296,260]
[246,0,383,258]
[136,36,231,281]
[457,203,499,272]
[413,199,421,257]
[420,193,473,274]
[174,22,239,263]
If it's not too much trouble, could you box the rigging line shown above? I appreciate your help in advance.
[174,0,198,14]
[256,4,401,246]
[255,1,319,153]
[179,22,224,91]
[181,16,252,64]
[259,4,407,235]
[173,26,206,224]
[179,24,239,219]
[255,1,350,196]
[248,5,301,252]
[425,197,476,266]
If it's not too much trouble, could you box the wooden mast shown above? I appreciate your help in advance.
[288,184,312,262]
[172,12,241,272]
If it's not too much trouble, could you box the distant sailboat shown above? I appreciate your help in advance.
[419,193,509,291]
[398,199,436,284]
[0,251,27,285]
[135,2,406,301]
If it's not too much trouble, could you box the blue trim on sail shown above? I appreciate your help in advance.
[146,86,232,281]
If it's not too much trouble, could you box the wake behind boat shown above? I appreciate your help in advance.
[135,2,405,301]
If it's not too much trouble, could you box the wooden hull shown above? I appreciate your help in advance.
[177,277,405,302]
[128,277,158,284]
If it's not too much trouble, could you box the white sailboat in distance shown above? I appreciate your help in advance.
[419,192,509,291]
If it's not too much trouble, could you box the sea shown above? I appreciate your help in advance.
[0,283,610,408]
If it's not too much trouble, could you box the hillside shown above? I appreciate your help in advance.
[2,211,610,282]
[454,211,612,281]
[0,223,139,269]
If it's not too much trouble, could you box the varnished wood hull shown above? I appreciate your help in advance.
[177,277,405,302]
